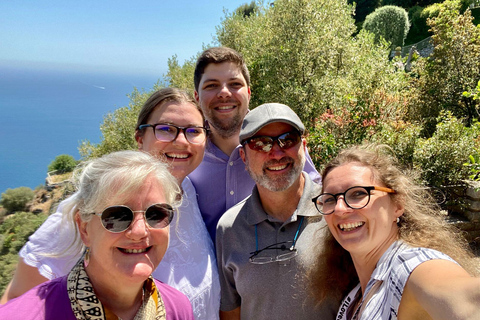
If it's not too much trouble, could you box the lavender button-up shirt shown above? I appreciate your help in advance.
[189,139,321,241]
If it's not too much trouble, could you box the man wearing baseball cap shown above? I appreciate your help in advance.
[216,103,339,319]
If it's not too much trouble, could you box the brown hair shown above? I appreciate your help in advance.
[193,47,250,92]
[135,88,203,140]
[308,144,478,305]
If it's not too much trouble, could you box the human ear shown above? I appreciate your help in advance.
[75,212,91,247]
[135,131,144,150]
[239,147,246,164]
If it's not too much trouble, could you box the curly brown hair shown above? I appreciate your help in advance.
[308,144,478,305]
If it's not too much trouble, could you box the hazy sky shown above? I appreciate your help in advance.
[0,0,250,76]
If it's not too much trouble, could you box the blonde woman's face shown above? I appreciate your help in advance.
[77,176,170,285]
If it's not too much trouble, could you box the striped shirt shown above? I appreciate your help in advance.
[337,240,456,320]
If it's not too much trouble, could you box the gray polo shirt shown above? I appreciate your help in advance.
[216,172,339,320]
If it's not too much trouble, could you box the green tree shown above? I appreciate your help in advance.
[47,154,77,173]
[216,0,407,123]
[235,1,258,17]
[215,0,409,167]
[408,0,480,134]
[0,187,35,213]
[363,5,411,47]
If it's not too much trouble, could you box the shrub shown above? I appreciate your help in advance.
[0,211,47,294]
[47,154,77,173]
[413,111,480,188]
[307,89,408,169]
[363,5,411,47]
[408,0,480,134]
[0,187,35,213]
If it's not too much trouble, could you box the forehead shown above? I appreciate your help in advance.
[104,175,167,208]
[148,101,203,124]
[255,122,295,136]
[200,61,245,83]
[323,163,376,191]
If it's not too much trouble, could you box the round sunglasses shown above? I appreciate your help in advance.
[91,203,174,233]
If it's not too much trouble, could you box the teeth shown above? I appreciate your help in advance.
[268,164,288,171]
[217,105,234,110]
[123,248,147,254]
[166,153,188,159]
[339,222,365,232]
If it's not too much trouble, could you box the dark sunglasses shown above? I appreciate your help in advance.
[91,203,174,233]
[242,131,301,152]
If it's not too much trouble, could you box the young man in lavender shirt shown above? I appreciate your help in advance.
[190,47,320,241]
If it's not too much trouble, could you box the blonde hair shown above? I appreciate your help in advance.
[308,144,477,304]
[61,150,181,257]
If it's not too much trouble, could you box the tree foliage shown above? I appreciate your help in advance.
[47,154,77,173]
[363,5,411,47]
[0,187,35,213]
[216,0,407,128]
[408,0,480,134]
[235,1,259,17]
[413,111,480,187]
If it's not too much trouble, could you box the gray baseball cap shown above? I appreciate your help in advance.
[239,103,305,143]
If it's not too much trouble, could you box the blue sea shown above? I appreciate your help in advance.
[0,64,161,193]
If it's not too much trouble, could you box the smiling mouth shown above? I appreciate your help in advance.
[267,163,289,171]
[339,222,365,232]
[118,247,151,254]
[215,105,236,111]
[165,153,189,159]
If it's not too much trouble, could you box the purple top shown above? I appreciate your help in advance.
[188,140,321,241]
[0,276,194,320]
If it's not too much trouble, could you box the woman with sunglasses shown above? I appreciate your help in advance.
[0,150,194,319]
[2,88,220,319]
[309,144,480,320]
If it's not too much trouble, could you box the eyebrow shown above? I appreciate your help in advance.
[202,76,244,83]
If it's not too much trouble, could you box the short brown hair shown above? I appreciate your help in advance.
[194,47,250,92]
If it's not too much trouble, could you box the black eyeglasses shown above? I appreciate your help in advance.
[138,123,207,144]
[242,131,301,153]
[249,216,304,264]
[91,203,174,233]
[312,186,396,215]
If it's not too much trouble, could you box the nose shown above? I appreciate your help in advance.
[125,213,148,240]
[268,140,287,157]
[217,84,232,99]
[173,129,189,146]
[333,195,351,214]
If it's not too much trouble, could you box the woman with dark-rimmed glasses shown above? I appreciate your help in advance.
[309,144,480,320]
[0,150,193,319]
[2,88,220,320]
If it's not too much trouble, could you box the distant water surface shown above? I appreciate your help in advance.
[0,65,160,192]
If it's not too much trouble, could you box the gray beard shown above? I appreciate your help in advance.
[246,154,305,192]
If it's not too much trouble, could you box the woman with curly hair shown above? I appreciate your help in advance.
[309,144,480,320]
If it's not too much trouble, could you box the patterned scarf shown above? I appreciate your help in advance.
[67,259,166,320]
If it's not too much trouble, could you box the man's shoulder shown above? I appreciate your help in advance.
[217,196,251,227]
